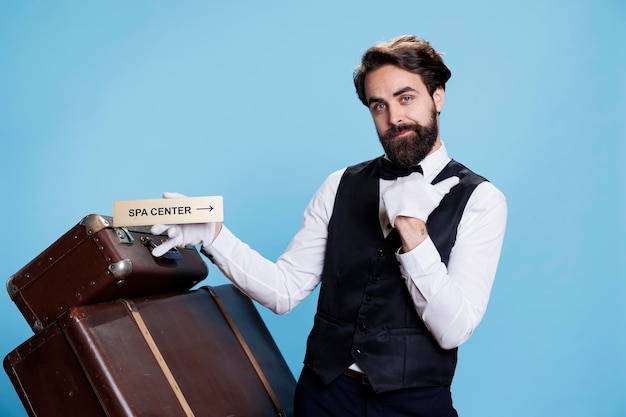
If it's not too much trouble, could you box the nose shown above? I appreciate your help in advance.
[387,103,403,126]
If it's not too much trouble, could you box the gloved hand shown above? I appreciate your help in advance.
[150,192,217,257]
[382,173,460,227]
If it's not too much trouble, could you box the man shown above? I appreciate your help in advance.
[152,35,507,417]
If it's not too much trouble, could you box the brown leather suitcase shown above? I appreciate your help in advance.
[7,214,208,332]
[4,285,295,417]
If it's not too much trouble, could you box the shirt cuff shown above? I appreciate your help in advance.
[201,225,239,265]
[395,236,442,277]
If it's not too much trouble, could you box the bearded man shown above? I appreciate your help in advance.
[152,35,507,417]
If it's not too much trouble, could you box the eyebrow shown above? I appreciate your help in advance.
[393,86,417,97]
[367,86,418,106]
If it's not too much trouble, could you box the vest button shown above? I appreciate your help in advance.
[378,249,384,257]
[359,323,368,332]
[372,275,380,281]
[353,349,362,356]
[365,295,372,301]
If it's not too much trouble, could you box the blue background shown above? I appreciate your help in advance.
[1,1,624,416]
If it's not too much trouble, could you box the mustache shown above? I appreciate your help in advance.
[385,123,420,138]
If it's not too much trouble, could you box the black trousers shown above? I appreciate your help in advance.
[294,367,458,417]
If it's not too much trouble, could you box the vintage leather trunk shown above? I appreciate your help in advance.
[7,214,208,332]
[4,285,295,417]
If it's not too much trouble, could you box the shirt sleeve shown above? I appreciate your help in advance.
[203,169,344,314]
[396,181,507,349]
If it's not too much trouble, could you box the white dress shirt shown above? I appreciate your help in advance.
[205,143,507,351]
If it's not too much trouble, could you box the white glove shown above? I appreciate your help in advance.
[383,173,460,227]
[150,192,217,257]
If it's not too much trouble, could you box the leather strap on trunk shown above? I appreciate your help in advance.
[206,286,285,417]
[120,299,196,417]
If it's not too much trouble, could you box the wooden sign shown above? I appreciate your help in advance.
[113,196,223,227]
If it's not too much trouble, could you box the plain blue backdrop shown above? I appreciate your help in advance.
[1,1,624,416]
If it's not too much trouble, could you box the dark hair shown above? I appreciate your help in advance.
[353,35,452,106]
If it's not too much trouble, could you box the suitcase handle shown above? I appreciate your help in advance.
[140,236,183,260]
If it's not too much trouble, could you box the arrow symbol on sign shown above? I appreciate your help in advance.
[196,206,214,212]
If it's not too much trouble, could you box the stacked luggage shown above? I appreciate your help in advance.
[4,214,295,417]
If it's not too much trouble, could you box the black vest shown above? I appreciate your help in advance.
[303,156,486,393]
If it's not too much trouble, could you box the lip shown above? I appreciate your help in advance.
[394,129,412,138]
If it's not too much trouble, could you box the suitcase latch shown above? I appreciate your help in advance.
[114,227,135,244]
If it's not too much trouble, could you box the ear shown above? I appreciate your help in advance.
[433,87,445,113]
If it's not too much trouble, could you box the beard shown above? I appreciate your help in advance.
[378,107,439,167]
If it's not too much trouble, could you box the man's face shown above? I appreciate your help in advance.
[364,64,445,167]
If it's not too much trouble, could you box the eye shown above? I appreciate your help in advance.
[371,102,386,112]
[400,95,413,103]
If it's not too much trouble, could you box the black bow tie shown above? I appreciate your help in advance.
[379,158,423,180]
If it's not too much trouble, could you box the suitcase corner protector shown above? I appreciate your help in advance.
[108,258,133,281]
[80,214,112,234]
[6,275,18,298]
